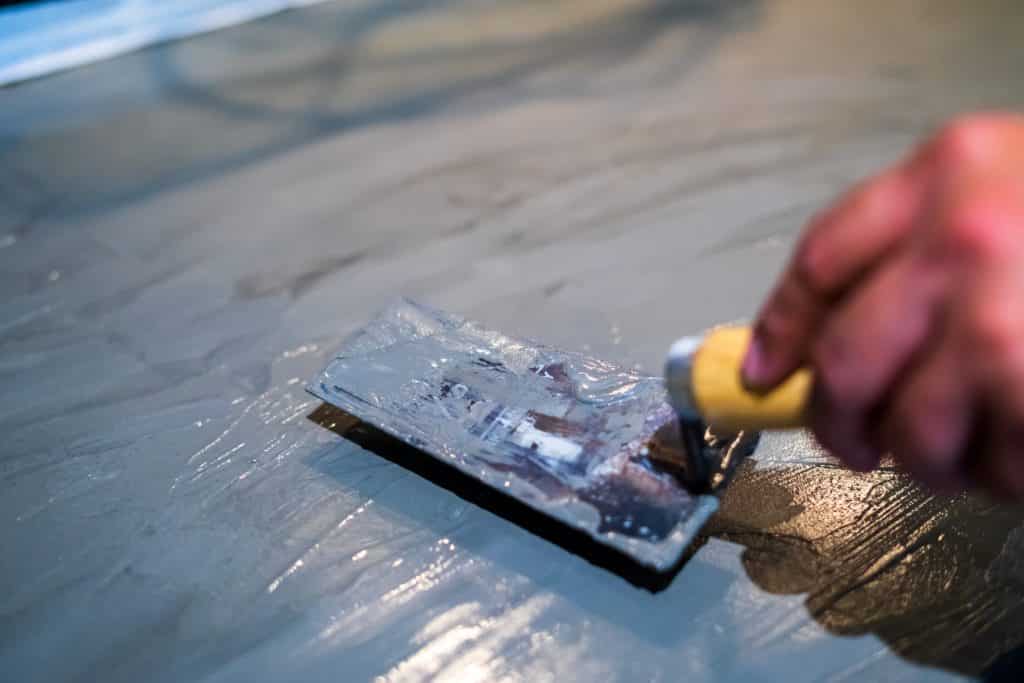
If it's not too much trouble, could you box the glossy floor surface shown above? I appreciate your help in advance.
[3,1,1024,681]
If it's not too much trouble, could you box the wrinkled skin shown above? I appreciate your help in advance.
[742,113,1024,499]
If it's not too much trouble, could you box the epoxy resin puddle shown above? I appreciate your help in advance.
[308,299,757,571]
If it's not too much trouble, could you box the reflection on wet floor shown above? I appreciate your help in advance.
[708,436,1024,678]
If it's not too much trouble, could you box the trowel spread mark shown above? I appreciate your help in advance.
[267,499,374,593]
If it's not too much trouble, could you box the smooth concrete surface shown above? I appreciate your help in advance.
[2,1,1023,680]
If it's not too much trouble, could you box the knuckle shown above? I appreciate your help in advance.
[932,115,1001,167]
[793,170,914,294]
[792,233,834,296]
[854,170,910,220]
[942,196,1012,260]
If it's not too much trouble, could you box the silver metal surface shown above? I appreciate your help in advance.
[664,333,703,420]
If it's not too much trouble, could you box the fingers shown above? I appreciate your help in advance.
[743,167,920,391]
[914,114,1024,182]
[877,327,972,494]
[745,114,1024,396]
[807,250,946,471]
[963,259,1024,499]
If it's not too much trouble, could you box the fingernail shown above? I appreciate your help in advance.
[741,334,770,390]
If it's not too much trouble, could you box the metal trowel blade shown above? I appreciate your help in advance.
[307,299,757,572]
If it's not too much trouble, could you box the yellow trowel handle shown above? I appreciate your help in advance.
[665,326,812,433]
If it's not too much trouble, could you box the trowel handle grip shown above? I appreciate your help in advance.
[666,326,812,432]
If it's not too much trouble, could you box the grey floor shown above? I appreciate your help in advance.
[2,1,1024,681]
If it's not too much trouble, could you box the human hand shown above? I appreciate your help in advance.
[741,114,1024,498]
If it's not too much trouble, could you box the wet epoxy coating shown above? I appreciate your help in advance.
[2,1,1024,681]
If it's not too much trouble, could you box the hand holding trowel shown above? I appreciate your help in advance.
[669,114,1024,501]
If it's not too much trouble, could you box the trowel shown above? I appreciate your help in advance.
[308,301,812,574]
[663,325,812,493]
